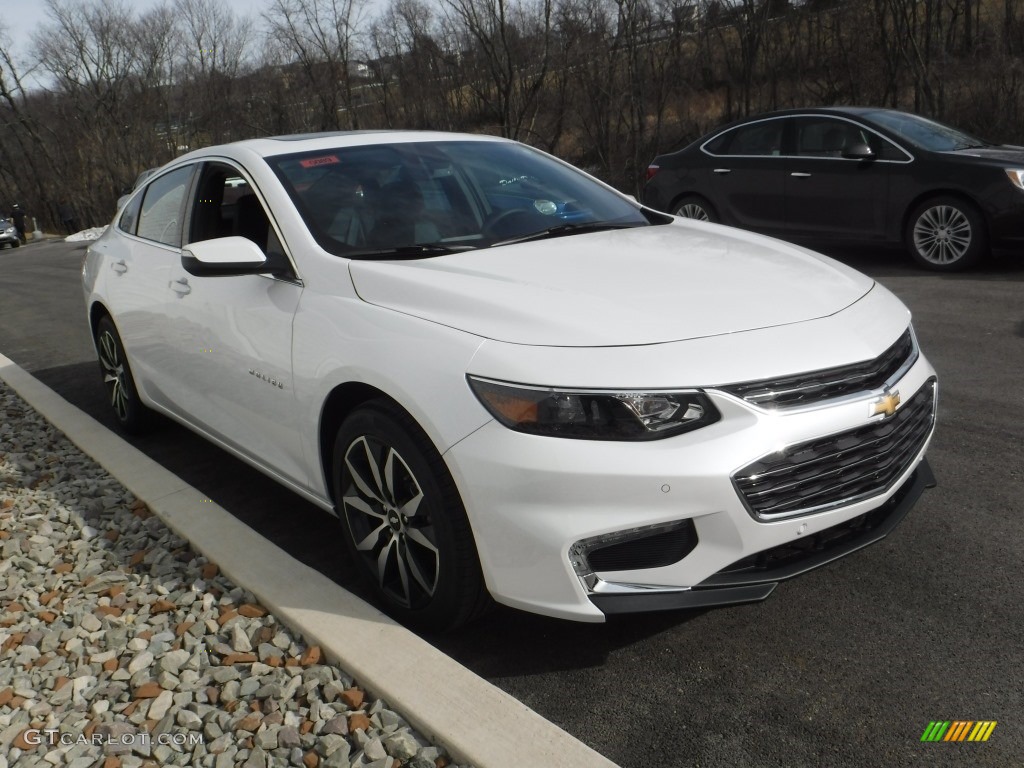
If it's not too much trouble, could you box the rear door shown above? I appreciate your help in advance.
[704,116,788,234]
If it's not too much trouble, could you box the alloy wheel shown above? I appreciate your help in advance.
[676,203,711,221]
[98,329,130,422]
[912,205,972,266]
[341,435,440,609]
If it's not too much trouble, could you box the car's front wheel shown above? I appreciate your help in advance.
[906,196,987,271]
[94,315,154,434]
[332,401,488,631]
[672,195,718,223]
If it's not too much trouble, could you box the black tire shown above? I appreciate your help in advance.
[905,196,987,271]
[672,195,718,223]
[94,315,155,434]
[332,400,489,631]
[12,240,20,248]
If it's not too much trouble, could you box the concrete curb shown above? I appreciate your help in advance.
[0,353,619,768]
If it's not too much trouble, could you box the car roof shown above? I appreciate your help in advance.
[175,131,512,165]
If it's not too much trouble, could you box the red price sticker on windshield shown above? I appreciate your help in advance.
[300,155,340,168]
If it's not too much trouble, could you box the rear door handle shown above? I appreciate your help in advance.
[713,168,732,174]
[111,260,127,274]
[171,278,191,296]
[790,172,812,178]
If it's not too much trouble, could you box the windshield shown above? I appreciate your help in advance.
[867,110,990,152]
[267,140,654,258]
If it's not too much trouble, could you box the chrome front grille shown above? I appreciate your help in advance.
[720,328,917,408]
[733,379,936,520]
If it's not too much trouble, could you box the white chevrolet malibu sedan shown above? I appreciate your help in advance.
[83,132,937,630]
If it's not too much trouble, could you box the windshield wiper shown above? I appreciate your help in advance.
[346,243,477,260]
[493,222,645,247]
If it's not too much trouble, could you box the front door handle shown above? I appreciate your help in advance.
[111,260,127,274]
[790,172,812,178]
[171,278,191,296]
[713,168,732,174]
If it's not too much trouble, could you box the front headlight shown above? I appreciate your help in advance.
[1006,169,1024,190]
[467,376,720,441]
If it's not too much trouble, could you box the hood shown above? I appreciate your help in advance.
[944,145,1024,163]
[348,222,874,347]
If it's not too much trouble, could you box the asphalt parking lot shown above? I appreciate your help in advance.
[2,238,1022,767]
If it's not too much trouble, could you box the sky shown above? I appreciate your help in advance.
[1,0,273,79]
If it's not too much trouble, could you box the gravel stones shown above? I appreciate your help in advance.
[0,382,470,768]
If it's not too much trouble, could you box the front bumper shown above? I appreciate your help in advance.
[590,458,934,615]
[445,353,937,622]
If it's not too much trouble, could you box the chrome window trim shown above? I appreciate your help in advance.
[700,114,915,165]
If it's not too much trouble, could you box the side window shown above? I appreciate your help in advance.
[118,193,143,235]
[189,163,274,255]
[795,117,865,157]
[869,134,912,161]
[137,166,193,247]
[713,120,784,156]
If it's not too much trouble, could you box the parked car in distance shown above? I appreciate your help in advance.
[0,217,19,248]
[116,167,161,211]
[643,107,1024,271]
[83,131,937,630]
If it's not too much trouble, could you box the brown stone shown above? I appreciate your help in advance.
[151,599,176,614]
[300,646,322,666]
[237,604,267,618]
[303,751,319,768]
[54,562,73,574]
[0,530,9,539]
[435,758,449,768]
[348,713,371,732]
[1,498,14,509]
[133,683,161,699]
[201,563,219,579]
[108,585,125,598]
[175,621,195,637]
[223,652,258,665]
[300,720,314,735]
[103,757,123,768]
[266,655,281,668]
[53,676,71,691]
[40,590,60,605]
[285,657,300,667]
[10,695,26,708]
[340,688,364,709]
[225,700,240,713]
[97,606,123,618]
[250,700,262,713]
[103,658,119,673]
[205,686,220,705]
[0,687,13,706]
[138,630,153,641]
[38,611,57,623]
[104,530,119,542]
[217,608,238,626]
[6,602,24,614]
[1,633,24,651]
[234,712,262,733]
[129,551,147,567]
[35,655,52,668]
[13,728,35,750]
[83,576,96,587]
[84,721,97,739]
[121,701,138,717]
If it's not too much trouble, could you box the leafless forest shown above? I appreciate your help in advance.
[1,0,1022,231]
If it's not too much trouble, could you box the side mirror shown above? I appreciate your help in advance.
[182,236,284,277]
[842,142,876,160]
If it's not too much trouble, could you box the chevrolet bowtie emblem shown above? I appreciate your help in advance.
[871,389,901,418]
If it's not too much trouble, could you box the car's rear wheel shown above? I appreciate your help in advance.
[672,195,718,223]
[332,400,488,631]
[906,196,987,271]
[94,315,154,434]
